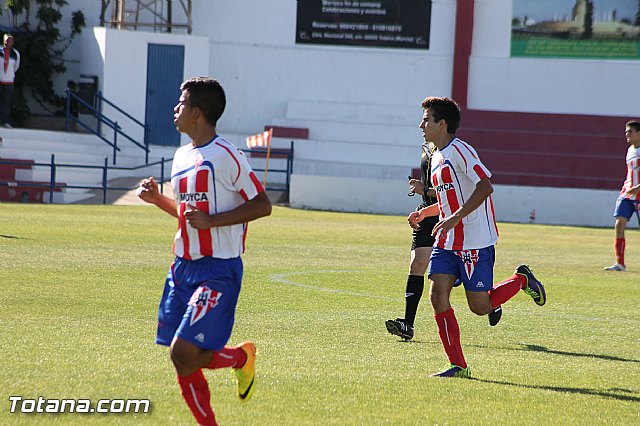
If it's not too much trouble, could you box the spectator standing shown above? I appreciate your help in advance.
[0,33,20,128]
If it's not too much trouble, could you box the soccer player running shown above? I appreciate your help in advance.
[137,77,271,425]
[604,120,640,272]
[385,142,440,340]
[407,97,546,378]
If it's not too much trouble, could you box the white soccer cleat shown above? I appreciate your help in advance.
[604,263,626,272]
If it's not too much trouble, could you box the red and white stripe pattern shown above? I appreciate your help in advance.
[171,136,264,260]
[246,128,272,148]
[431,138,498,250]
[621,145,640,201]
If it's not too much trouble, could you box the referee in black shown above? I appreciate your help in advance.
[385,141,439,340]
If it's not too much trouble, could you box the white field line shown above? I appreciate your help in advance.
[269,270,400,301]
[269,271,640,325]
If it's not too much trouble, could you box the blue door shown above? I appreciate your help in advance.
[145,44,185,146]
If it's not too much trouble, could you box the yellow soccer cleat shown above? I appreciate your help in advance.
[234,341,257,402]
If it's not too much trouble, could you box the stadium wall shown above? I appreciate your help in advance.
[79,27,209,145]
[51,1,633,228]
[289,174,618,228]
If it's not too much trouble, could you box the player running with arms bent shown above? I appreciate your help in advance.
[407,96,546,378]
[138,77,271,425]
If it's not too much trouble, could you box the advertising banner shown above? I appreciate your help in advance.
[296,0,432,49]
[511,0,640,59]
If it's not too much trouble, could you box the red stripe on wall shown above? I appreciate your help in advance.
[451,0,474,108]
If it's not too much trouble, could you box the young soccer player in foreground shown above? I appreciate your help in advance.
[408,96,546,378]
[137,77,271,424]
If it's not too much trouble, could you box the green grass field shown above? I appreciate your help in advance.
[1,203,639,425]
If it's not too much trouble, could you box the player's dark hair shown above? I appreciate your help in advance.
[626,120,640,132]
[180,77,226,126]
[421,96,461,134]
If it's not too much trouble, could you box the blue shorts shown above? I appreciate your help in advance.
[428,246,495,292]
[613,197,639,221]
[156,256,243,351]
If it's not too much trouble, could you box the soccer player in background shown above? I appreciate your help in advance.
[408,96,546,378]
[385,142,439,340]
[604,120,640,272]
[137,77,271,425]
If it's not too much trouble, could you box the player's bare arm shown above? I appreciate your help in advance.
[185,192,272,230]
[408,203,439,229]
[136,177,179,218]
[431,178,493,237]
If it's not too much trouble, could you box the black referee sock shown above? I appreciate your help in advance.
[403,275,424,327]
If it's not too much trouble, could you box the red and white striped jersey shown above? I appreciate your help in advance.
[620,145,640,201]
[431,138,498,250]
[170,136,264,260]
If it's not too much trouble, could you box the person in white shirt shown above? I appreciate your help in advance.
[407,96,546,378]
[0,33,20,128]
[137,77,271,425]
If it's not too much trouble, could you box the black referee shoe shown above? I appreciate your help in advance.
[385,318,414,340]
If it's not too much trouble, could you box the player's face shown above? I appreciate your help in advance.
[419,108,440,143]
[174,90,196,133]
[625,126,640,147]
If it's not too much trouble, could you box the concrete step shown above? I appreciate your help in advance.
[293,159,412,180]
[286,100,420,126]
[50,188,95,204]
[291,138,417,167]
[271,118,419,147]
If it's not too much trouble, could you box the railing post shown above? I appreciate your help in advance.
[286,141,294,194]
[160,157,165,195]
[64,89,70,131]
[102,157,108,205]
[49,154,56,204]
[97,91,103,135]
[113,122,118,165]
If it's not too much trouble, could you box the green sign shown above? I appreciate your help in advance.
[511,0,640,59]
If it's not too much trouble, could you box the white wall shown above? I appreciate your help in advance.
[193,0,457,134]
[290,175,618,228]
[80,27,210,146]
[53,1,631,226]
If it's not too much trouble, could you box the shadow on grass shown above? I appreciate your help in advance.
[521,344,639,364]
[0,234,24,239]
[471,377,640,403]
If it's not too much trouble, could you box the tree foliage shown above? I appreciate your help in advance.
[1,0,85,125]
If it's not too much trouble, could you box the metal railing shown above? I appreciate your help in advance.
[65,89,150,165]
[0,144,293,204]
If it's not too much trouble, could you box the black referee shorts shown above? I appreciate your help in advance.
[411,215,437,250]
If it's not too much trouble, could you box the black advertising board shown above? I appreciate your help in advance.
[296,0,432,49]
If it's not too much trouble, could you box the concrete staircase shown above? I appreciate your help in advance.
[269,100,421,181]
[0,127,176,203]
